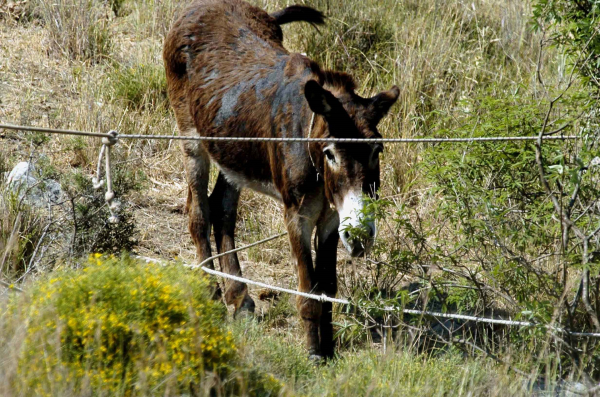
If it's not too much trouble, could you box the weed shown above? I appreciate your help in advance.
[62,168,141,255]
[122,0,187,39]
[231,319,543,396]
[108,0,127,17]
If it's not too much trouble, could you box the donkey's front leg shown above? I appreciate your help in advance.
[315,208,339,359]
[285,205,320,358]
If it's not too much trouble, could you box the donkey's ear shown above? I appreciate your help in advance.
[304,80,338,117]
[370,85,399,122]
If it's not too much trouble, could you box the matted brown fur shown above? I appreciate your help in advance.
[164,0,399,359]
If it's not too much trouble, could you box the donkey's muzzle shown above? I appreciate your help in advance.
[341,224,375,257]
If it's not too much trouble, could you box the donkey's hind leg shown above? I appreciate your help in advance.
[182,141,221,298]
[209,172,255,316]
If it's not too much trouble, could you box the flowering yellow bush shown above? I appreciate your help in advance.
[14,254,236,395]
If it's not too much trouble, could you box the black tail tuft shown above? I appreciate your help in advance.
[270,5,325,27]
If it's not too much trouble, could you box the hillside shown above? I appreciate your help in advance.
[1,0,599,395]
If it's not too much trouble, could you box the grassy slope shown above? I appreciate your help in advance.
[0,0,571,394]
[232,318,533,396]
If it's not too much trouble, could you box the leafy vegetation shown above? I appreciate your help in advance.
[62,165,143,256]
[533,0,600,90]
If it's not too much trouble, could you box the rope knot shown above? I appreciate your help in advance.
[101,130,119,146]
[93,130,121,223]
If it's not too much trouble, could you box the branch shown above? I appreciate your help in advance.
[535,101,586,241]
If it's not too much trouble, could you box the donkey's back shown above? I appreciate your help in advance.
[164,0,325,198]
[164,0,321,135]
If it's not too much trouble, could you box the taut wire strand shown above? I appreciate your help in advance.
[0,123,580,143]
[3,122,598,338]
[139,233,600,339]
[0,123,112,138]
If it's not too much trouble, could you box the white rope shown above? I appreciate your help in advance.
[137,232,600,338]
[90,130,120,223]
[198,260,600,337]
[0,123,580,144]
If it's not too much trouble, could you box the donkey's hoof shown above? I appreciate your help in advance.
[234,296,255,319]
[211,286,223,301]
[308,354,324,365]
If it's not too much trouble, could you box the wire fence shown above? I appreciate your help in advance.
[137,233,600,339]
[4,121,600,340]
[0,123,580,144]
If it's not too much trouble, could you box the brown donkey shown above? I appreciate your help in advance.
[164,0,399,359]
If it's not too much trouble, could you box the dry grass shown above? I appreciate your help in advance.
[0,0,557,317]
[0,0,558,297]
[0,0,553,256]
[0,193,43,277]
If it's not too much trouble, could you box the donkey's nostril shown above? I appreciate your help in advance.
[343,231,351,240]
[369,227,375,238]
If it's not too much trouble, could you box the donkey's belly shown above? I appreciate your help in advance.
[215,163,282,201]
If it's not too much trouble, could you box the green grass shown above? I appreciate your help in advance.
[232,319,542,396]
[108,62,168,112]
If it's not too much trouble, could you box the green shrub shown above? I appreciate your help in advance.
[533,0,600,91]
[410,88,600,373]
[7,255,235,395]
[62,165,143,255]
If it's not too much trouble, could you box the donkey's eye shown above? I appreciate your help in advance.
[324,148,336,163]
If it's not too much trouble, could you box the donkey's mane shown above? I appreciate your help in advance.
[321,70,356,93]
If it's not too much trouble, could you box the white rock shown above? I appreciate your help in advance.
[6,161,63,206]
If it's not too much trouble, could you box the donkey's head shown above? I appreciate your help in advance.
[304,79,399,257]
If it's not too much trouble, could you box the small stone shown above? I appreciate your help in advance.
[6,161,64,207]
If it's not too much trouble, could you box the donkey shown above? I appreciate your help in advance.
[164,0,399,359]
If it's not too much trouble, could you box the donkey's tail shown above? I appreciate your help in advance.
[270,5,325,27]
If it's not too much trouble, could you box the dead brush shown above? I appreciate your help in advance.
[35,0,112,61]
[122,0,188,39]
[0,188,44,280]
